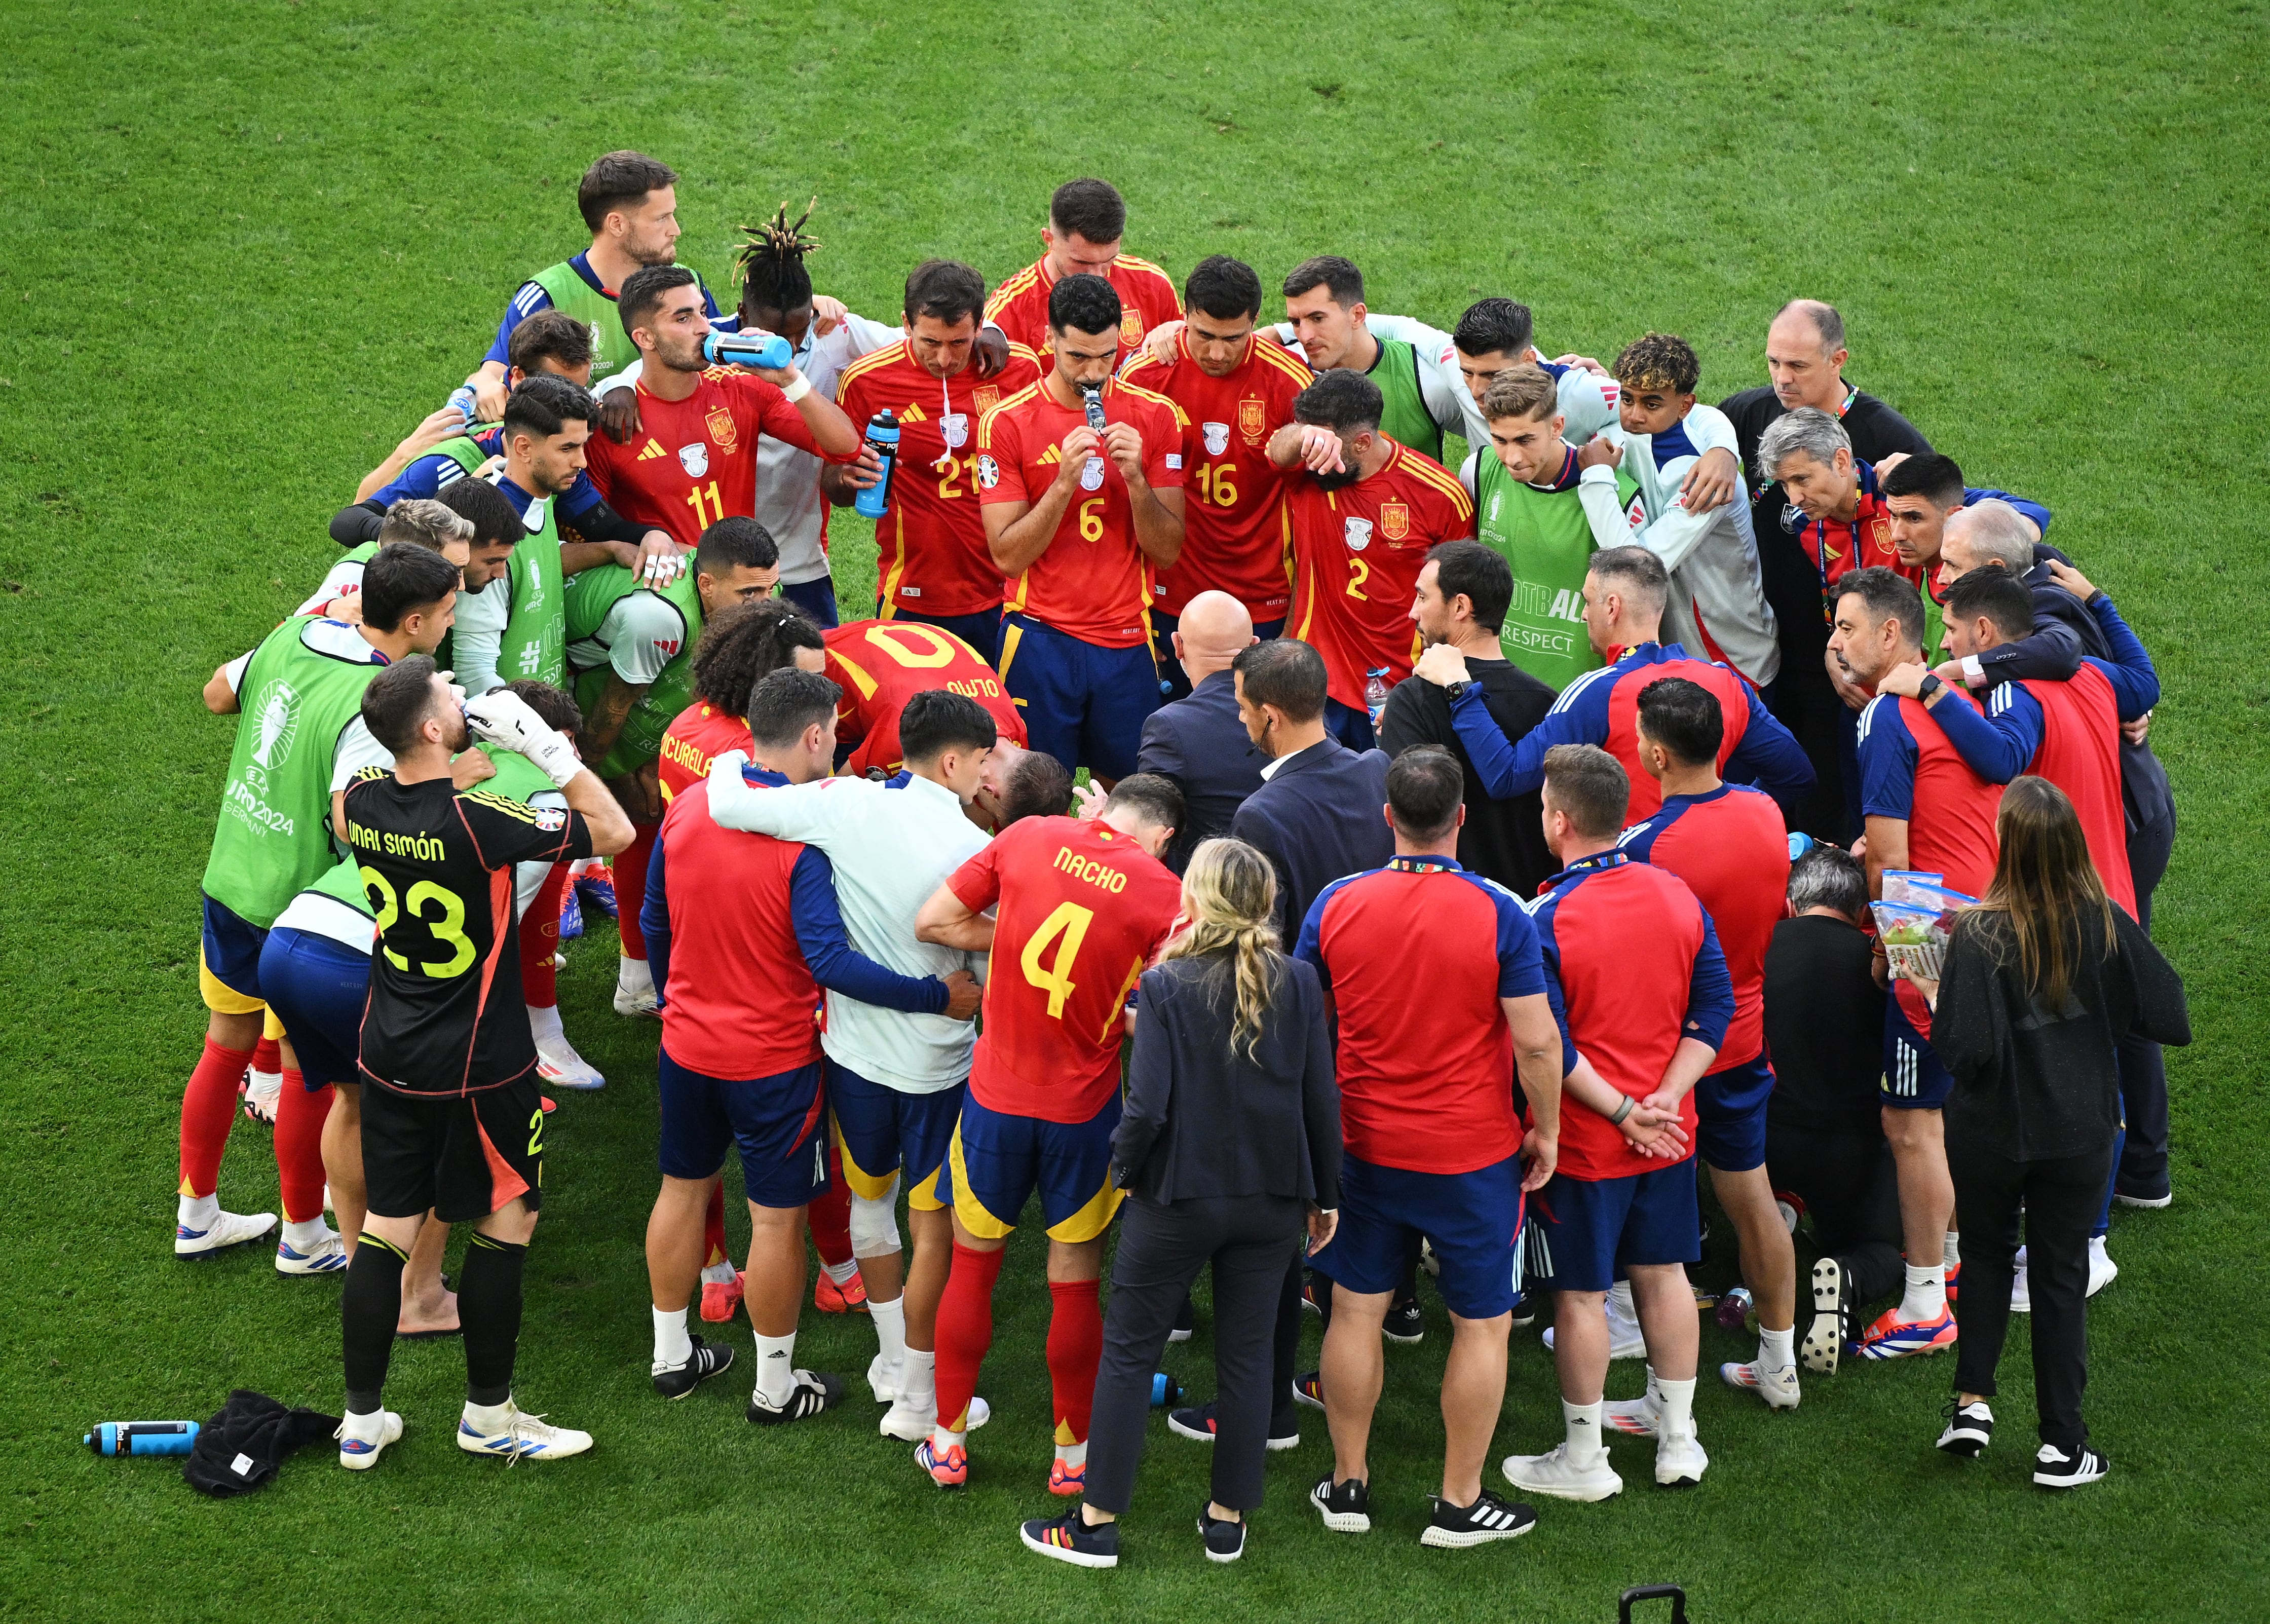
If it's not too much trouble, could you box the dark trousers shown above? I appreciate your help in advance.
[2117,809,2177,1195]
[1948,1137,2116,1452]
[1764,1119,1907,1307]
[1086,1194,1304,1515]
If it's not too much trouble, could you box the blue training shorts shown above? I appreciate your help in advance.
[1695,1052,1775,1173]
[1312,1153,1525,1320]
[1532,1161,1700,1294]
[200,893,269,1005]
[657,1048,831,1210]
[831,1064,965,1212]
[935,1089,1123,1243]
[1881,994,1954,1110]
[997,611,1162,781]
[256,927,371,1090]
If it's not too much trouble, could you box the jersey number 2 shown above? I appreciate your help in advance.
[1019,900,1094,1019]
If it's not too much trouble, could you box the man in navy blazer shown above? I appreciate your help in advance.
[1136,591,1265,875]
[1229,637,1394,946]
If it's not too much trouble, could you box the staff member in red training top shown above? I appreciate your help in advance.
[1422,545,1814,822]
[1120,254,1312,694]
[982,178,1182,366]
[584,266,863,551]
[1615,679,1799,1414]
[1505,745,1731,1504]
[1271,368,1473,752]
[911,776,1184,1496]
[831,260,1045,663]
[638,668,964,1421]
[824,618,1027,778]
[977,274,1187,785]
[1832,566,2003,1364]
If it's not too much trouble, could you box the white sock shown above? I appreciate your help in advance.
[282,1217,332,1251]
[1900,1263,1946,1323]
[1943,1230,1962,1269]
[931,1418,966,1451]
[617,956,654,995]
[823,1257,859,1287]
[1054,1439,1088,1468]
[1656,1376,1697,1439]
[1562,1399,1606,1463]
[699,1259,737,1285]
[463,1397,514,1430]
[1608,1278,1636,1318]
[868,1293,908,1373]
[653,1306,692,1370]
[897,1348,937,1411]
[754,1332,798,1405]
[177,1192,218,1231]
[527,1002,565,1043]
[1759,1326,1795,1371]
[2089,1234,2110,1261]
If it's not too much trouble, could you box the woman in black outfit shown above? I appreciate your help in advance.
[1020,838,1341,1569]
[1924,777,2188,1489]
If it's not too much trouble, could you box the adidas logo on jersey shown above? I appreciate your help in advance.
[1038,446,1062,466]
[635,439,667,461]
[899,403,928,423]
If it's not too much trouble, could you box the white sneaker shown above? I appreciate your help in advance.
[534,1029,605,1090]
[867,1353,900,1404]
[1542,1311,1647,1360]
[1604,1394,1659,1437]
[1654,1426,1709,1487]
[336,1409,402,1470]
[2012,1247,2032,1313]
[276,1227,349,1275]
[881,1392,988,1441]
[612,959,660,1019]
[175,1207,276,1257]
[1720,1359,1801,1411]
[243,1068,283,1125]
[1502,1443,1623,1502]
[457,1403,594,1462]
[2088,1235,2117,1297]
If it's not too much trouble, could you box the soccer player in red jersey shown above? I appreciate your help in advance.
[583,266,862,551]
[1832,566,2004,1362]
[1119,255,1313,691]
[1616,678,1801,1412]
[1422,546,1814,822]
[656,601,827,804]
[830,260,1043,664]
[1270,369,1473,751]
[824,618,1026,777]
[977,274,1187,784]
[982,178,1181,366]
[910,775,1185,1493]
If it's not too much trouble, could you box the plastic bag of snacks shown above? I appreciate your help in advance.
[1870,873,1977,981]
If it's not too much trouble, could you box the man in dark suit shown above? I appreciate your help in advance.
[1136,590,1264,875]
[1228,638,1394,944]
[1381,542,1558,897]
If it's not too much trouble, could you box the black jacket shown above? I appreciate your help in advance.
[1934,905,2189,1161]
[1230,739,1394,943]
[1111,952,1342,1208]
[1136,668,1267,875]
[1379,654,1558,898]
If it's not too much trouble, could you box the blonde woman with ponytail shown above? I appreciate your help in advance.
[1020,839,1340,1570]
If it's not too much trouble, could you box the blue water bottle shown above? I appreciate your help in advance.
[445,384,480,425]
[855,410,899,520]
[1788,830,1815,862]
[702,330,793,370]
[87,1421,200,1457]
[1150,1373,1181,1408]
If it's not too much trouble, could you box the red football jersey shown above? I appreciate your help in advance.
[1802,463,1923,619]
[983,253,1182,367]
[2021,664,2135,916]
[945,815,1182,1123]
[1603,654,1756,823]
[585,368,827,550]
[835,340,1043,618]
[656,700,753,805]
[823,618,1027,776]
[976,376,1187,649]
[1120,332,1312,619]
[1287,441,1475,711]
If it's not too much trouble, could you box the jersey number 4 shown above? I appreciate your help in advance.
[1018,900,1093,1020]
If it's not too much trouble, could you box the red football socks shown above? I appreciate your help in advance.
[250,1035,282,1077]
[520,861,570,1009]
[932,1240,1005,1432]
[809,1144,854,1269]
[274,1071,330,1224]
[612,822,660,960]
[1046,1278,1103,1447]
[178,1037,254,1197]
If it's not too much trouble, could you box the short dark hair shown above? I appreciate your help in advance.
[1232,638,1327,725]
[904,259,988,327]
[507,309,594,377]
[619,263,699,339]
[1427,541,1512,634]
[1103,772,1183,834]
[1837,564,1925,653]
[360,655,445,756]
[1788,846,1868,920]
[502,372,595,442]
[1614,332,1700,395]
[1880,452,1968,510]
[1944,564,2036,641]
[1047,272,1121,339]
[898,690,998,765]
[696,515,779,578]
[1282,254,1363,307]
[746,666,840,749]
[1453,297,1533,358]
[437,477,521,549]
[1184,254,1262,321]
[1049,178,1126,246]
[1386,745,1463,840]
[1293,368,1383,437]
[691,599,819,710]
[360,542,461,633]
[577,150,676,234]
[503,678,581,736]
[1542,743,1629,840]
[1589,545,1670,618]
[1635,676,1724,769]
[1000,750,1073,825]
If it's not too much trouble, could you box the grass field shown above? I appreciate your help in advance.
[4,2,2267,1619]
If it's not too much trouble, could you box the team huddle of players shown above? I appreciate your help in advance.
[170,151,2172,1547]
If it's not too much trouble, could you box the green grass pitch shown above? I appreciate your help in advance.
[3,3,2266,1619]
